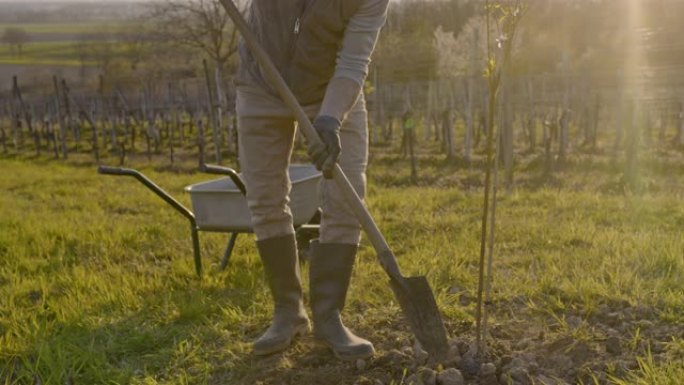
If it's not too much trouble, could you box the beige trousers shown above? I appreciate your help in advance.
[236,85,368,245]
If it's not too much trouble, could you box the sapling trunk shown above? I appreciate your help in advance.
[476,0,526,357]
[52,76,68,159]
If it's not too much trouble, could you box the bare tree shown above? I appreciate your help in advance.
[2,27,30,57]
[147,0,242,75]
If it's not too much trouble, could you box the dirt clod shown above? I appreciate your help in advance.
[567,341,592,364]
[437,368,464,385]
[565,316,581,330]
[605,336,621,355]
[513,338,531,351]
[459,355,480,377]
[374,349,410,369]
[444,345,462,368]
[418,367,437,385]
[507,367,530,385]
[479,362,496,377]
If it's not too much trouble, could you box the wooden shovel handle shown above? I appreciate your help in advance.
[218,0,402,279]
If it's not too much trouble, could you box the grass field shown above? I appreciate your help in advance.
[2,145,684,384]
[0,22,135,67]
[2,42,92,67]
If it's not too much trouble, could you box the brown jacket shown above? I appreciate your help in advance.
[237,0,364,105]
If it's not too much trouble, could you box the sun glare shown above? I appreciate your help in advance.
[625,0,645,101]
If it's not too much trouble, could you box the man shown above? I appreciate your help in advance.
[235,0,390,361]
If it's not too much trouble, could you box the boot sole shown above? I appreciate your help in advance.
[253,322,311,356]
[315,337,376,361]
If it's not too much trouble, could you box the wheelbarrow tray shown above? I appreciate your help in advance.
[185,164,321,232]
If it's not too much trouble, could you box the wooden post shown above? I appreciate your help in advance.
[385,116,393,142]
[115,88,137,150]
[52,76,68,159]
[215,66,225,149]
[425,80,434,143]
[142,90,152,162]
[8,84,19,151]
[179,83,189,142]
[197,116,206,168]
[677,101,684,147]
[625,99,639,188]
[203,59,222,164]
[558,76,570,166]
[543,116,552,177]
[526,111,536,153]
[91,110,100,163]
[61,79,78,151]
[0,112,6,154]
[372,67,381,145]
[233,112,239,158]
[13,76,37,151]
[614,75,624,153]
[70,94,100,163]
[558,107,569,166]
[409,124,417,184]
[464,77,474,164]
[591,94,601,151]
[443,108,455,161]
[500,87,514,189]
[525,78,536,152]
[0,102,7,153]
[110,110,118,151]
[166,82,176,166]
[30,104,40,156]
[174,104,182,146]
[153,113,161,153]
[47,120,59,159]
[147,88,162,153]
[10,78,21,151]
[169,119,175,167]
[642,105,651,147]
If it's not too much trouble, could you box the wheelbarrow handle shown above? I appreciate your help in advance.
[97,164,203,276]
[98,165,135,176]
[97,165,194,223]
[200,164,247,196]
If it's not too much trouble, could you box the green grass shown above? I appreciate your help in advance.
[0,41,130,66]
[0,21,137,66]
[1,143,684,383]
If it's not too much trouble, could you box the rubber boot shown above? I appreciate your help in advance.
[253,234,310,355]
[309,240,375,361]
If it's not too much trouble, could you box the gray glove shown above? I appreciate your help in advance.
[308,115,341,179]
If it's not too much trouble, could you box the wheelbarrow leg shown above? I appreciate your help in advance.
[191,225,202,276]
[220,233,239,270]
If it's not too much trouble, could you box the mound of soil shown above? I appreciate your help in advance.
[231,298,683,385]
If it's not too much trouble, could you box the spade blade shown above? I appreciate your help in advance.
[390,275,449,361]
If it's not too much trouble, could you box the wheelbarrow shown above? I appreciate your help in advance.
[97,164,322,276]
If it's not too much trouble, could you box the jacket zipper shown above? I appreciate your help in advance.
[294,17,301,35]
[288,0,319,88]
[294,0,319,36]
